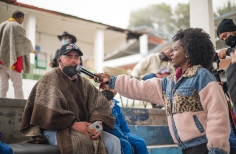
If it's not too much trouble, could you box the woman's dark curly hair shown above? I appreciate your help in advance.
[172,28,215,70]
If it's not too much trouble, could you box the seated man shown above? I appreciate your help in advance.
[20,43,121,154]
[99,82,148,154]
[130,48,175,81]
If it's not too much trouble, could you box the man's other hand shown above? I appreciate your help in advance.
[71,121,96,137]
[90,131,102,140]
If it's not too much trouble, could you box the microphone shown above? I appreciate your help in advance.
[76,65,103,82]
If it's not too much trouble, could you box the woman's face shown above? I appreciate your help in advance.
[171,40,189,68]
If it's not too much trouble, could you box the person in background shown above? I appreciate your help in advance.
[217,18,236,110]
[99,82,148,154]
[93,28,230,154]
[217,18,236,59]
[0,10,33,99]
[49,31,77,68]
[131,48,175,108]
[217,18,236,154]
[131,48,175,80]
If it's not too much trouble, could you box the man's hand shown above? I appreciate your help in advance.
[90,121,103,140]
[230,49,236,64]
[218,49,227,59]
[92,73,111,83]
[90,130,102,140]
[71,122,96,137]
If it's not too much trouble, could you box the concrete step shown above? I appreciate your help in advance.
[129,125,174,145]
[122,107,167,125]
[147,144,182,154]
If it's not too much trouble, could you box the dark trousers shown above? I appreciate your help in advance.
[182,143,208,154]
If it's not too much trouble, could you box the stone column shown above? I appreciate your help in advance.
[94,30,104,73]
[190,0,215,47]
[25,14,36,64]
[139,34,148,57]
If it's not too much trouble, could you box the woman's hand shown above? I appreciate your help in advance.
[93,73,111,83]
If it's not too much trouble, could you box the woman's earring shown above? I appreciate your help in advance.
[186,55,188,58]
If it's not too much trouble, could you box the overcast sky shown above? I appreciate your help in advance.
[18,0,233,28]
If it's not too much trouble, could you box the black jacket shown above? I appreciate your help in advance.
[52,49,60,68]
[226,63,236,106]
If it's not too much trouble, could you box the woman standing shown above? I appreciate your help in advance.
[94,28,230,154]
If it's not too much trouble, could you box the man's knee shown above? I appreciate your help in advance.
[109,134,120,145]
[0,84,9,97]
[102,131,121,154]
[10,71,23,88]
[0,86,8,92]
[103,131,120,145]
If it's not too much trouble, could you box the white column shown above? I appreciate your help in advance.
[190,0,215,47]
[139,34,148,57]
[94,30,104,73]
[25,14,36,64]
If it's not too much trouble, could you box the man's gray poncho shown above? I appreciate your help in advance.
[20,68,115,154]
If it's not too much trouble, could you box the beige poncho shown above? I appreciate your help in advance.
[20,68,115,154]
[0,20,33,73]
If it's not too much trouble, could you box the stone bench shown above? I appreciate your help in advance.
[0,98,59,154]
[0,98,28,143]
[0,98,172,154]
[0,98,168,144]
[9,143,59,154]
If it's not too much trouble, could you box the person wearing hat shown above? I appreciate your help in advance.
[49,31,77,68]
[217,18,236,59]
[217,18,236,154]
[216,18,236,111]
[20,43,121,154]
